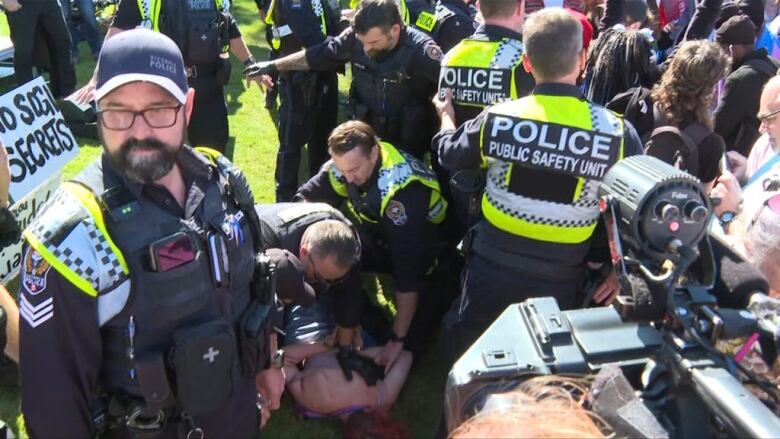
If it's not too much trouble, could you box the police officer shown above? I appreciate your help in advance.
[255,0,281,110]
[412,0,477,53]
[254,202,363,347]
[17,30,303,437]
[436,0,535,236]
[245,0,443,159]
[432,9,645,361]
[295,120,452,369]
[263,0,342,201]
[74,0,260,154]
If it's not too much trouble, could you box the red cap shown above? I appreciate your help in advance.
[565,8,594,51]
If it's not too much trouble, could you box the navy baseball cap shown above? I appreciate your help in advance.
[95,28,188,104]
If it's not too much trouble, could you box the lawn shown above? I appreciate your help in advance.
[0,2,449,437]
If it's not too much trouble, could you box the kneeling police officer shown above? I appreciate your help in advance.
[295,121,452,368]
[18,30,300,437]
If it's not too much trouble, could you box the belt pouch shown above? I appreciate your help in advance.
[173,320,235,416]
[239,299,270,378]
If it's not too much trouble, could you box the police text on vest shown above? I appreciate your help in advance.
[485,115,621,179]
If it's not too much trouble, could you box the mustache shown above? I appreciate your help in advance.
[120,138,169,154]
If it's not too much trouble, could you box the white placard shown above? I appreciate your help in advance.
[0,77,80,202]
[0,174,60,282]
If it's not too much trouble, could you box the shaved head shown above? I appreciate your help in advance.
[760,75,780,149]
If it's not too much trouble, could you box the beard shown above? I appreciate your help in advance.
[104,135,182,184]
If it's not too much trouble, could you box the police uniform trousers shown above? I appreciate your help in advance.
[188,70,230,153]
[276,71,338,201]
[440,251,581,363]
[5,0,77,98]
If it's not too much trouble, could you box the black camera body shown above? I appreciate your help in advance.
[445,156,780,437]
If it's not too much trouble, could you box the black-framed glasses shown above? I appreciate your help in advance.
[97,105,182,130]
[758,107,780,123]
[307,252,349,287]
[747,193,780,233]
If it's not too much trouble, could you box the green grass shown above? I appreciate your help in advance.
[0,3,448,437]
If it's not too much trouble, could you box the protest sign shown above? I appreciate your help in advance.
[0,77,80,202]
[0,174,59,282]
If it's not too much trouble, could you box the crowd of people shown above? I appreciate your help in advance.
[0,0,780,436]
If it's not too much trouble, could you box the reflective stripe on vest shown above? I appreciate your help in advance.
[327,142,447,224]
[138,0,229,32]
[479,95,625,244]
[23,182,129,298]
[439,38,523,109]
[265,0,327,50]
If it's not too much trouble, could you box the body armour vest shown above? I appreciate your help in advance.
[255,202,351,250]
[349,28,431,154]
[264,0,340,54]
[24,152,257,424]
[479,95,625,244]
[325,142,447,227]
[138,0,230,66]
[439,37,524,124]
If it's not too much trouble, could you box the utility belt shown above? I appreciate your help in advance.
[95,260,276,439]
[281,71,332,108]
[461,227,585,281]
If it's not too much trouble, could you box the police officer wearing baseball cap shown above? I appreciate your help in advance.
[17,28,301,437]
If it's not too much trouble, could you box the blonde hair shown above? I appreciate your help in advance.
[450,376,611,439]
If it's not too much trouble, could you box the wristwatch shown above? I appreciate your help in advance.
[719,211,736,228]
[388,331,406,343]
[243,56,257,67]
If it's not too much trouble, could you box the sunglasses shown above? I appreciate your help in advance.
[747,193,780,233]
[307,252,350,287]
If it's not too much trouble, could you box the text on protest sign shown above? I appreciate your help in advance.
[0,77,80,201]
[483,114,621,180]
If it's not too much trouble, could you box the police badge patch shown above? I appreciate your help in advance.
[23,248,52,295]
[386,200,408,226]
[425,42,443,61]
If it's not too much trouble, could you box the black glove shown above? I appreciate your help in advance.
[336,346,385,385]
[337,345,355,381]
[243,61,278,78]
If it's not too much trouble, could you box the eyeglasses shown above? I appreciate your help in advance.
[747,193,780,233]
[758,107,780,124]
[97,105,182,131]
[307,253,349,287]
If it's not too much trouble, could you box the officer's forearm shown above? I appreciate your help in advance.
[274,50,311,71]
[393,291,418,338]
[230,37,254,64]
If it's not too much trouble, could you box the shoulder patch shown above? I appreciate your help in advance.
[425,42,443,61]
[22,247,51,295]
[386,200,408,225]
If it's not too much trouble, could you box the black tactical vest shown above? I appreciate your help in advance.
[349,28,429,155]
[158,0,229,67]
[74,156,257,429]
[255,202,350,251]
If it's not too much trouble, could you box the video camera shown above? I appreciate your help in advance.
[445,155,780,438]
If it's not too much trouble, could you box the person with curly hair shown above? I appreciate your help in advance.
[610,40,730,188]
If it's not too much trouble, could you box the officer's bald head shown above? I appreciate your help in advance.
[523,8,583,82]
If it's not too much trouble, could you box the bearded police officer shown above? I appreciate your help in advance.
[294,121,453,370]
[245,0,443,159]
[436,0,535,236]
[262,0,342,201]
[17,30,307,437]
[413,0,477,53]
[73,0,260,154]
[433,9,644,361]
